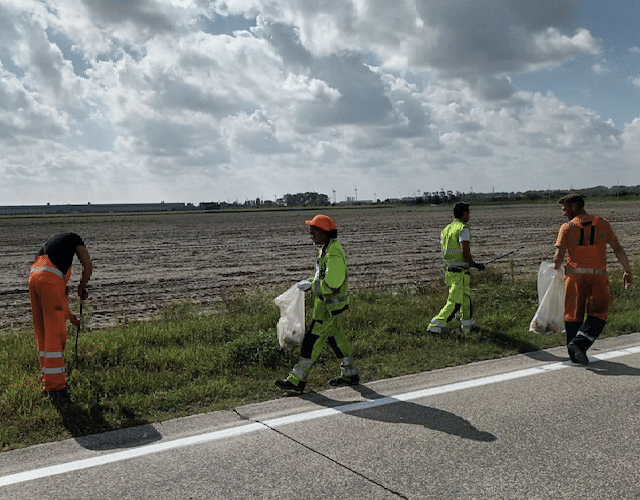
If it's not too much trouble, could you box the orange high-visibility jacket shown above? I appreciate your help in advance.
[555,215,617,271]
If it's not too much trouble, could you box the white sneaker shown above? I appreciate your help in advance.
[461,320,476,332]
[427,324,447,334]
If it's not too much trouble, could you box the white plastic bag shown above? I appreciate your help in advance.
[529,262,565,334]
[274,283,306,349]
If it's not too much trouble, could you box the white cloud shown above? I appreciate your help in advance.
[592,62,610,75]
[221,110,294,154]
[243,0,601,102]
[0,0,637,205]
[621,118,640,148]
[282,74,340,102]
[631,76,640,89]
[0,69,68,140]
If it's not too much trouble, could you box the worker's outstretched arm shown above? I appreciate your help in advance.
[75,245,93,298]
[611,241,633,289]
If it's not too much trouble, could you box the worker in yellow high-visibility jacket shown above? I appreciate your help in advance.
[276,214,358,392]
[428,203,484,334]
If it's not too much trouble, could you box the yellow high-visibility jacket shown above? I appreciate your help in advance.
[311,239,350,318]
[441,218,470,269]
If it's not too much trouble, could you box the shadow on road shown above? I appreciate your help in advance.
[524,349,568,363]
[586,359,640,377]
[73,423,163,451]
[300,386,496,442]
[524,349,640,376]
[52,399,162,451]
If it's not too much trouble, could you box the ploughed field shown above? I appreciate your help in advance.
[2,203,639,331]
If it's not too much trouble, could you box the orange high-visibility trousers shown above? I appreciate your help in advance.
[564,273,609,323]
[29,255,71,392]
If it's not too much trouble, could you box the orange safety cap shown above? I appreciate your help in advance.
[305,214,337,232]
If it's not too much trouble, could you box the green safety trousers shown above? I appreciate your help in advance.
[287,315,357,386]
[430,269,474,330]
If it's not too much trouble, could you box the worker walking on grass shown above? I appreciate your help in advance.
[553,194,633,365]
[29,232,93,403]
[276,214,359,392]
[428,202,485,334]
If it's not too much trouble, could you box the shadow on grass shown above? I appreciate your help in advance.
[52,398,162,451]
[478,329,543,354]
[299,385,496,442]
[427,325,550,357]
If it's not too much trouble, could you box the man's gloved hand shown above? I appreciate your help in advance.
[472,262,486,271]
[68,313,81,328]
[297,280,312,291]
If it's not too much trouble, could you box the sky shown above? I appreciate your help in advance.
[1,0,639,205]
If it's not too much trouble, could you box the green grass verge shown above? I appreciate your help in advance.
[2,265,638,452]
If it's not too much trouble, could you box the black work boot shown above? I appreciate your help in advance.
[329,374,360,387]
[568,341,589,365]
[569,316,607,366]
[565,322,582,363]
[46,388,70,406]
[275,379,306,392]
[580,315,607,342]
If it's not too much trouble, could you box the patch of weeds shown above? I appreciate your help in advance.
[160,299,199,322]
[220,288,267,314]
[231,332,296,371]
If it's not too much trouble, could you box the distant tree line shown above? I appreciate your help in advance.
[196,184,640,211]
[410,184,640,205]
[283,192,331,207]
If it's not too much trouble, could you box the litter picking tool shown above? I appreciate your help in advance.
[484,246,526,265]
[74,288,88,370]
[74,299,82,370]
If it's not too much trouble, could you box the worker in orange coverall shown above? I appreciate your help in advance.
[29,232,92,403]
[553,194,633,365]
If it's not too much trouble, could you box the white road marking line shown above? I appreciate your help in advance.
[3,345,640,487]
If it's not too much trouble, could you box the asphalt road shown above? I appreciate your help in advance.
[2,333,640,500]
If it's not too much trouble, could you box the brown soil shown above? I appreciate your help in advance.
[2,202,638,331]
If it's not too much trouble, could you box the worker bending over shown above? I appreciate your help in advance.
[29,232,92,402]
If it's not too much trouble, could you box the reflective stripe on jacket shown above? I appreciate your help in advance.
[441,218,470,269]
[30,266,64,279]
[312,239,349,316]
[30,254,72,284]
